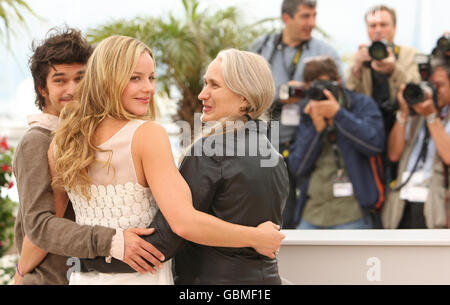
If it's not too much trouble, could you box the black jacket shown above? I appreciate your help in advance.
[81,120,289,285]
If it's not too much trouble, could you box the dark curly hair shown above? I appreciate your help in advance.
[303,56,340,83]
[29,26,93,110]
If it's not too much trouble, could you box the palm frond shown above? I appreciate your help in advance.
[0,0,40,46]
[87,0,295,126]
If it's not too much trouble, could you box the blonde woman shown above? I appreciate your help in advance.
[81,49,290,285]
[22,36,285,285]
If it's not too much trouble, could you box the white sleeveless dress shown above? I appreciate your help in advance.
[68,120,173,285]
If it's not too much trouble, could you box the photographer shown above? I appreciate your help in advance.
[382,48,450,229]
[288,56,385,229]
[347,5,421,134]
[250,0,343,228]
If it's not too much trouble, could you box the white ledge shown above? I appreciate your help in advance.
[281,229,450,246]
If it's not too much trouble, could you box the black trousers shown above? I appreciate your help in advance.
[397,201,427,229]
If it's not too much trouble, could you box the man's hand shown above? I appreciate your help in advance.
[352,44,371,77]
[412,91,438,117]
[371,47,396,75]
[305,89,340,132]
[122,228,165,274]
[305,101,327,132]
[397,84,410,118]
[280,81,304,104]
[253,221,285,259]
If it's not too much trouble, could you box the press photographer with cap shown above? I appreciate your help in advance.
[382,34,450,229]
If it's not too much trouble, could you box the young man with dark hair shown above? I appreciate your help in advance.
[250,0,344,228]
[13,27,163,285]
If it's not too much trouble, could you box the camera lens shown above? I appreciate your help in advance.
[290,87,305,98]
[308,86,326,101]
[437,35,450,52]
[369,41,388,61]
[403,83,425,105]
[279,84,305,100]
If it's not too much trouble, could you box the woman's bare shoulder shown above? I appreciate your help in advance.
[135,121,169,138]
[134,121,172,153]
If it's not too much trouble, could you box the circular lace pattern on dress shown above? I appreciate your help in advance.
[68,183,157,230]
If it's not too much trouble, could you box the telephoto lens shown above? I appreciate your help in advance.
[403,82,433,106]
[279,84,306,100]
[369,41,389,61]
[437,34,450,52]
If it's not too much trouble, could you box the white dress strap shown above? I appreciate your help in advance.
[89,120,146,186]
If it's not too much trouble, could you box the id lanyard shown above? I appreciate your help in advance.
[267,33,305,80]
[281,45,303,80]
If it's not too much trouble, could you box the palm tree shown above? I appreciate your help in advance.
[88,0,275,130]
[0,0,36,45]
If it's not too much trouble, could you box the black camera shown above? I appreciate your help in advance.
[436,34,450,53]
[402,35,446,112]
[368,41,392,61]
[363,41,394,68]
[279,80,339,101]
[308,80,340,101]
[279,85,307,100]
[403,81,437,106]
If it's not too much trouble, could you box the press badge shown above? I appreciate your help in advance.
[399,171,429,203]
[281,104,301,126]
[333,171,354,197]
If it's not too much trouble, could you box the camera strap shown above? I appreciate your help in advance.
[325,87,351,172]
[393,125,431,191]
[267,32,306,80]
[283,44,304,80]
[393,44,400,60]
[326,125,344,173]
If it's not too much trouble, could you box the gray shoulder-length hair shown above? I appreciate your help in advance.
[216,48,275,121]
[179,49,275,164]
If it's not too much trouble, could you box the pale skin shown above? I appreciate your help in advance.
[45,52,284,277]
[388,67,450,165]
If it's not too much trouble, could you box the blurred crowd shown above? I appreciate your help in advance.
[250,0,450,230]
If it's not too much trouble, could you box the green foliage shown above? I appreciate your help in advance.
[88,0,276,128]
[0,255,18,285]
[0,137,17,258]
[0,0,38,45]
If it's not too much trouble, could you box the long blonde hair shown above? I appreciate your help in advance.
[53,35,156,198]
